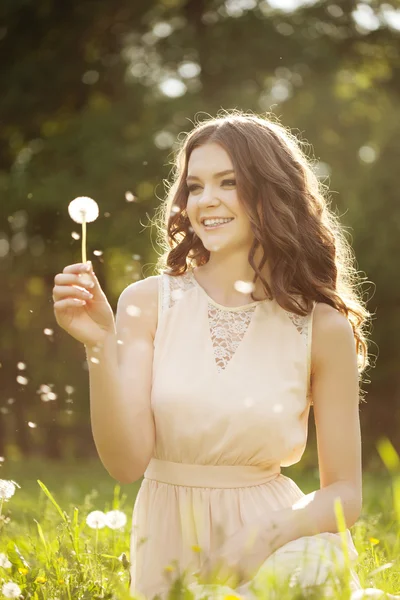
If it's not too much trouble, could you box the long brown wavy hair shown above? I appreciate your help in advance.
[153,110,372,386]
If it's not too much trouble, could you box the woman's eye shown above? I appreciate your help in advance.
[187,179,236,193]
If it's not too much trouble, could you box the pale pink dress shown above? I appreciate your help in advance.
[129,267,364,599]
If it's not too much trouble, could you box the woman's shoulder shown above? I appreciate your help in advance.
[117,275,161,338]
[311,301,355,367]
[312,302,352,334]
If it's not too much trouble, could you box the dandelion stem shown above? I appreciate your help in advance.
[82,217,87,263]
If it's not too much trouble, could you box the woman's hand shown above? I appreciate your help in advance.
[194,517,282,587]
[52,261,116,348]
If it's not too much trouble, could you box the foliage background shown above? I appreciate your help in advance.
[1,0,399,474]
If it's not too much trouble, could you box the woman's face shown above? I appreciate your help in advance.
[185,142,254,254]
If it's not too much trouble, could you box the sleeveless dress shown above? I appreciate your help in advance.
[128,267,365,599]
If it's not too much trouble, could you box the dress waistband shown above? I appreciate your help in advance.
[143,458,281,488]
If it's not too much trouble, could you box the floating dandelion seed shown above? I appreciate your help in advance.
[1,582,22,598]
[16,375,28,385]
[28,422,37,428]
[125,191,136,202]
[17,362,26,370]
[44,328,53,336]
[68,196,99,264]
[65,385,75,394]
[38,384,52,394]
[86,510,107,529]
[126,305,141,317]
[234,280,255,294]
[93,249,103,256]
[71,231,80,240]
[105,510,127,530]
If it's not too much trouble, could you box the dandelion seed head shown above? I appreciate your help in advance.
[86,510,107,529]
[68,197,99,224]
[1,582,22,598]
[0,480,17,500]
[105,510,127,530]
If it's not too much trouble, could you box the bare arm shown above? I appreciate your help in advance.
[85,275,158,484]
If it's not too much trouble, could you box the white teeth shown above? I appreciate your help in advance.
[203,218,233,226]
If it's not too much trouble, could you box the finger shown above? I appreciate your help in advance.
[54,297,87,309]
[52,285,94,302]
[63,262,92,274]
[54,273,95,289]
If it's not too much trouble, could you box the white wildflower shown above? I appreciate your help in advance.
[0,553,12,568]
[68,197,99,224]
[86,510,107,529]
[0,480,17,501]
[105,510,127,530]
[1,581,22,598]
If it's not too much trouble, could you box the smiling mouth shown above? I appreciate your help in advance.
[202,219,234,230]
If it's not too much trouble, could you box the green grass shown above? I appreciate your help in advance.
[0,455,399,599]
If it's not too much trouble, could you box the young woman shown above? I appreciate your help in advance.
[53,112,398,599]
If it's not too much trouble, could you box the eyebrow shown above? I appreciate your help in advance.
[186,169,235,182]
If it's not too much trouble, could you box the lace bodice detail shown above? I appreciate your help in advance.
[159,270,313,385]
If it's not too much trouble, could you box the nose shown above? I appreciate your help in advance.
[197,185,220,208]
